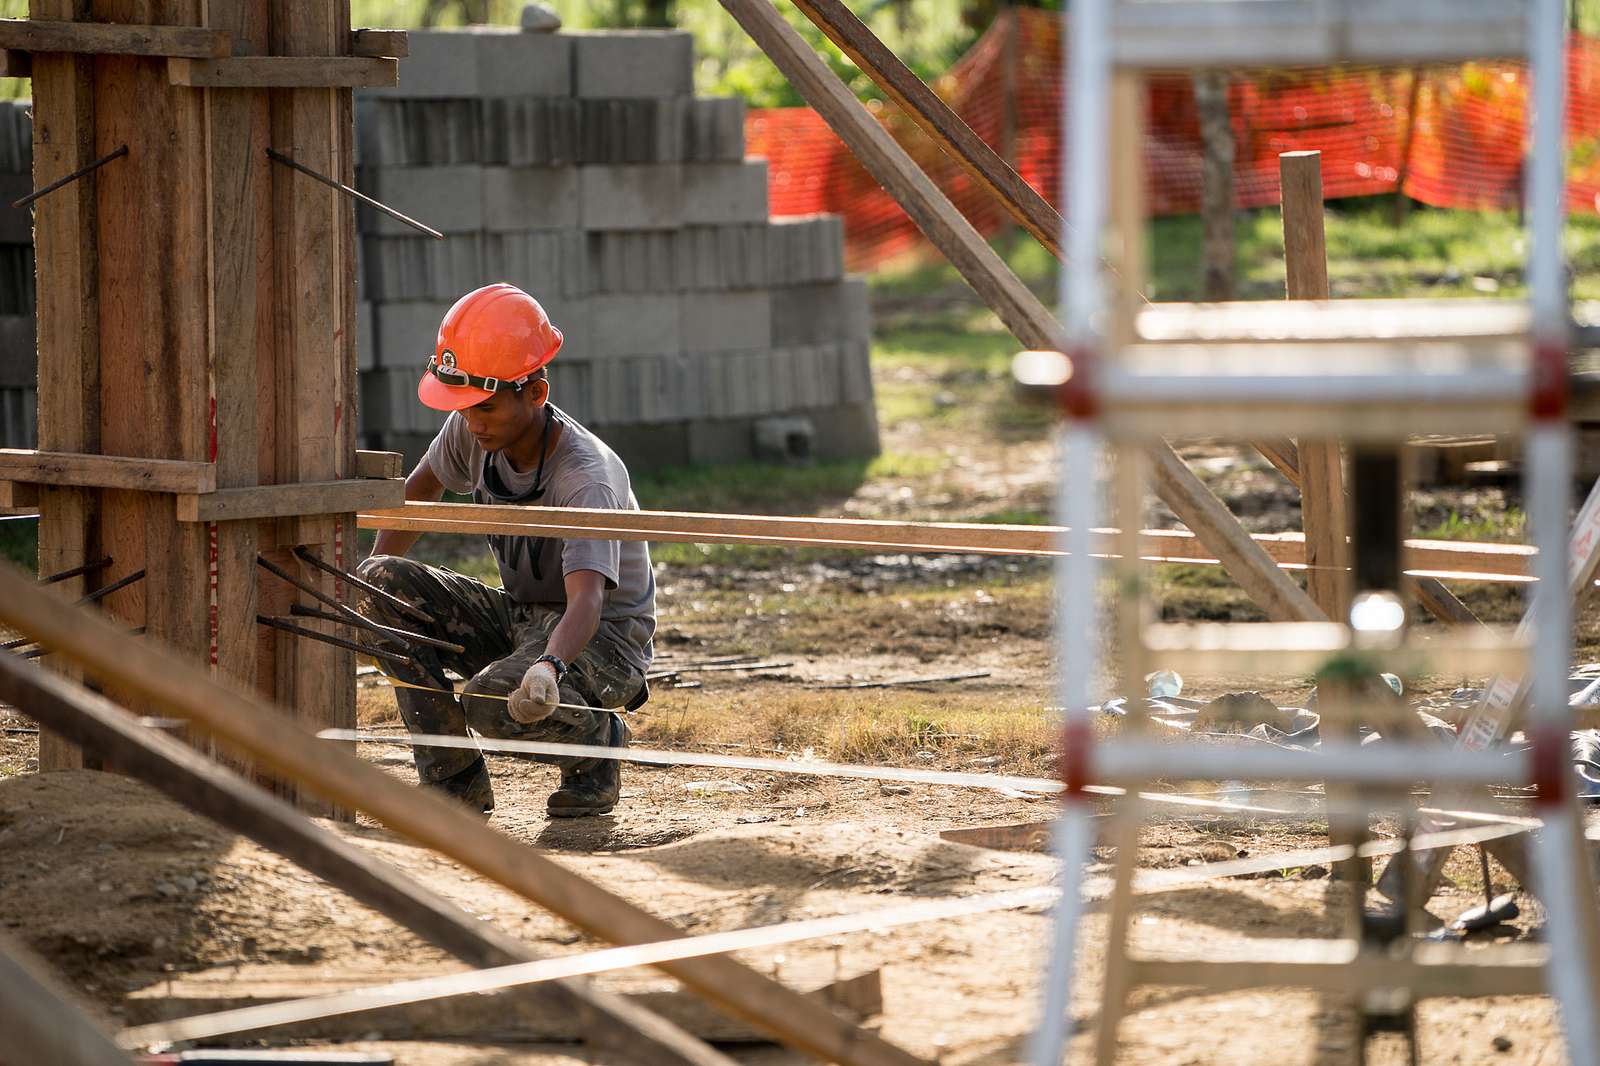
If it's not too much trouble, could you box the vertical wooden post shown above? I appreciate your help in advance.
[1280,150,1350,622]
[29,0,99,771]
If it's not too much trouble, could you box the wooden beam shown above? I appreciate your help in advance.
[0,448,215,492]
[787,0,1060,259]
[1280,151,1351,623]
[168,55,397,87]
[0,931,136,1066]
[354,448,402,479]
[176,478,403,522]
[350,27,407,57]
[0,18,228,57]
[0,562,931,1066]
[358,501,1540,582]
[718,0,1322,623]
[0,651,742,1066]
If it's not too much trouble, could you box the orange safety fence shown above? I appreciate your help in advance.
[747,8,1600,269]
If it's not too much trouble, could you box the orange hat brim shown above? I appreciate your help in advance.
[418,371,493,412]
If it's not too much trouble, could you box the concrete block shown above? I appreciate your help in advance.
[356,302,376,371]
[482,231,586,300]
[481,166,579,231]
[0,387,35,448]
[539,295,592,365]
[807,400,880,461]
[681,97,746,162]
[682,161,768,225]
[476,29,572,97]
[589,421,690,470]
[578,99,673,165]
[687,418,754,465]
[678,224,768,290]
[363,233,486,302]
[579,164,682,230]
[0,314,34,387]
[766,215,844,286]
[480,98,579,166]
[680,290,770,352]
[0,174,32,244]
[548,360,593,424]
[571,30,693,98]
[589,293,678,357]
[372,301,451,370]
[358,165,483,236]
[586,229,679,293]
[0,102,32,175]
[770,278,869,346]
[364,31,481,98]
[0,246,34,314]
[839,338,874,404]
[753,415,814,463]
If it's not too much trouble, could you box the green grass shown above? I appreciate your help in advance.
[1418,508,1528,543]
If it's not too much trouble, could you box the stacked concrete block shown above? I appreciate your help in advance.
[0,101,33,448]
[344,27,877,470]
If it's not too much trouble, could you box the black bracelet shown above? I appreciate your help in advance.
[533,653,568,682]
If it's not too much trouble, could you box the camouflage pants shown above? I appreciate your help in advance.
[354,555,644,785]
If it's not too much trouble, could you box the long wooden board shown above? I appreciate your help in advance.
[0,17,227,57]
[0,562,930,1066]
[0,448,215,492]
[168,55,396,87]
[717,0,1322,623]
[0,931,135,1066]
[0,650,740,1066]
[359,501,1539,582]
[176,478,403,522]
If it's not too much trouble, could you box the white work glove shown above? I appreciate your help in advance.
[508,661,560,724]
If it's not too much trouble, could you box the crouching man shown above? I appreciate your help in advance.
[359,283,654,818]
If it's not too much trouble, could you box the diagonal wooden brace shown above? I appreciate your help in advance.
[720,0,1321,622]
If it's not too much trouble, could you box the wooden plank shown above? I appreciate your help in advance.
[1280,151,1350,623]
[0,17,227,57]
[1125,943,1547,997]
[1135,298,1530,343]
[0,931,135,1066]
[29,0,99,771]
[355,449,402,479]
[0,447,215,492]
[719,0,1322,624]
[0,480,38,508]
[178,479,401,522]
[91,0,212,720]
[0,562,932,1066]
[168,55,396,87]
[787,0,1059,258]
[350,27,406,57]
[358,501,1541,582]
[0,650,742,1066]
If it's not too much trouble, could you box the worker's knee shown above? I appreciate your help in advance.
[355,553,422,592]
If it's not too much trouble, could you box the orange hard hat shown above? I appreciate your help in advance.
[418,283,564,412]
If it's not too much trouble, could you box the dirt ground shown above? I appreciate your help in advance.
[0,344,1585,1064]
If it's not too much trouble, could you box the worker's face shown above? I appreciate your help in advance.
[461,378,546,453]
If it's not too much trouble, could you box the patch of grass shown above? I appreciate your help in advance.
[638,688,1056,771]
[1418,508,1527,543]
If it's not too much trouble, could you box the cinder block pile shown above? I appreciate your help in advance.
[0,100,35,449]
[355,27,877,469]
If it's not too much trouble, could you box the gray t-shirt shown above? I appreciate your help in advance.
[422,404,655,672]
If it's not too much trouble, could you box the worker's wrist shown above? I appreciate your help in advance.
[533,653,568,683]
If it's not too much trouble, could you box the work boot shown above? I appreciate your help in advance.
[547,713,629,818]
[432,755,494,818]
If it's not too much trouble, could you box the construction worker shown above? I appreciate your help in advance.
[357,283,654,818]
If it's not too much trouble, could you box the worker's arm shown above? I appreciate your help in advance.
[507,569,608,723]
[369,460,446,559]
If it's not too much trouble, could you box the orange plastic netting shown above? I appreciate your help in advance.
[747,9,1600,268]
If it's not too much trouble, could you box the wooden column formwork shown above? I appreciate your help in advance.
[28,0,371,812]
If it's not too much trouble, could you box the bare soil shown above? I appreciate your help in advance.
[0,348,1582,1064]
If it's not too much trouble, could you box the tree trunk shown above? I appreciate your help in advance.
[1193,70,1235,301]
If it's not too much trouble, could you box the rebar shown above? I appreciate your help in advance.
[266,148,443,240]
[14,144,128,209]
[289,602,464,656]
[256,614,414,667]
[292,546,435,626]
